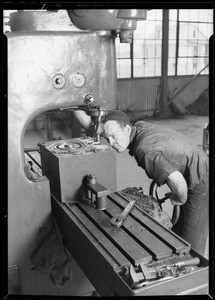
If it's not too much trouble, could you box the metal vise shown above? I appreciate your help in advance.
[83,174,110,210]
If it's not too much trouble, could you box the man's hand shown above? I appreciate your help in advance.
[165,192,185,206]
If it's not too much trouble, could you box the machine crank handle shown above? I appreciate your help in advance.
[129,256,200,289]
[111,200,136,227]
[173,257,200,267]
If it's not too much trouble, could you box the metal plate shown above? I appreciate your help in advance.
[45,139,87,154]
[53,141,86,151]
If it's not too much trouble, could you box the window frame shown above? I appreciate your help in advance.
[116,9,212,78]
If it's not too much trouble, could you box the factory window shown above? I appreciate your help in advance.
[116,9,213,78]
[3,10,17,32]
[168,9,213,76]
[193,30,196,38]
[116,9,163,78]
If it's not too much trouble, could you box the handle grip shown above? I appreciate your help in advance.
[174,257,200,267]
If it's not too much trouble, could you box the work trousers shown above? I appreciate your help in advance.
[172,173,209,257]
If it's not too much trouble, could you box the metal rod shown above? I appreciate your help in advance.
[169,63,209,103]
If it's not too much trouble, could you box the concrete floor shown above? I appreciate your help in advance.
[24,114,209,259]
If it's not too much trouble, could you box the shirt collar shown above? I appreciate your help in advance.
[128,125,137,149]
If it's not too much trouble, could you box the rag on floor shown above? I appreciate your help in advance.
[31,218,73,287]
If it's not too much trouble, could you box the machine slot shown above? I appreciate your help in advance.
[104,197,173,260]
[24,152,42,180]
[24,150,42,174]
[73,202,153,265]
[25,150,41,169]
[65,203,131,269]
[109,193,191,254]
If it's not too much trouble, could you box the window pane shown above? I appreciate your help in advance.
[179,9,213,22]
[134,21,162,39]
[115,38,130,58]
[203,9,213,22]
[179,23,189,40]
[168,20,177,75]
[147,9,163,20]
[198,23,213,40]
[169,10,178,21]
[134,40,162,59]
[179,9,200,21]
[133,58,161,77]
[194,57,209,74]
[117,59,131,78]
[188,22,200,39]
[134,21,146,39]
[133,59,145,77]
[168,58,176,75]
[177,57,208,75]
[169,21,177,40]
[179,10,190,21]
[178,40,188,56]
[201,59,209,74]
[154,43,162,58]
[187,57,198,75]
[179,39,210,57]
[154,58,161,76]
[169,41,176,58]
[177,57,189,75]
[188,9,201,22]
[198,9,213,22]
[133,40,145,58]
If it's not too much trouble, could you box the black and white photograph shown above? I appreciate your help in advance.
[3,3,213,297]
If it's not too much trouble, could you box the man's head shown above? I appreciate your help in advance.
[103,110,131,152]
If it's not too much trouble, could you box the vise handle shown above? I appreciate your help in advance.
[129,256,200,287]
[111,200,136,227]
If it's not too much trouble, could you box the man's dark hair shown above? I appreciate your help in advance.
[103,110,131,125]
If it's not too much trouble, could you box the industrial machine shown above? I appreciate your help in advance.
[7,9,209,296]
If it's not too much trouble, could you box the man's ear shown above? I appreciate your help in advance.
[125,124,131,133]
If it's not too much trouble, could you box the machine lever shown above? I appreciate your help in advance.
[111,200,136,227]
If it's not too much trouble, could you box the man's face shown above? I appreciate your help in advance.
[103,120,131,152]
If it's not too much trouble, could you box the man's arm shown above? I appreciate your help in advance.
[165,170,188,206]
[73,110,92,130]
[73,110,98,137]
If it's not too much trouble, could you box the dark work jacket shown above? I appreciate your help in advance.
[128,121,209,189]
